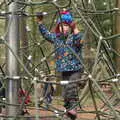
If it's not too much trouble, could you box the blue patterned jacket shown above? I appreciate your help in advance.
[39,24,84,72]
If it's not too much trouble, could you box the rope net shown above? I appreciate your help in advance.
[0,0,119,120]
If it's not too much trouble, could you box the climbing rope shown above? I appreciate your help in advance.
[0,0,119,120]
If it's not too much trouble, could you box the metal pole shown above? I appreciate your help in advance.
[6,0,19,119]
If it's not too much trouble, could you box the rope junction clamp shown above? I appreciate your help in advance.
[5,76,21,80]
[60,81,69,85]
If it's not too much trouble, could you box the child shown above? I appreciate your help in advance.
[36,10,84,120]
[18,89,31,115]
[43,77,54,107]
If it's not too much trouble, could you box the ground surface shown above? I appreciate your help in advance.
[0,87,119,120]
[28,105,97,120]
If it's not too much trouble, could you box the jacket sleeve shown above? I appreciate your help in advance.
[39,24,56,43]
[73,32,84,46]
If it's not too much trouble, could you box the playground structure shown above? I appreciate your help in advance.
[0,0,120,120]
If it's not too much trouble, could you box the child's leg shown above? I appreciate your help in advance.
[62,72,80,107]
[46,93,52,103]
[62,71,82,119]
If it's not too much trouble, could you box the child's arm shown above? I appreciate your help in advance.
[38,24,56,43]
[36,13,56,43]
[73,26,85,45]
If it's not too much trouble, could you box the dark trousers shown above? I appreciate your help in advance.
[62,70,83,109]
[43,83,54,104]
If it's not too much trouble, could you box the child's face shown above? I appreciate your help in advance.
[59,23,70,34]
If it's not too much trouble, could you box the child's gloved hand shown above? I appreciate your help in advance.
[36,12,44,24]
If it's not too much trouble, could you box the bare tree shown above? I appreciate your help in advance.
[113,0,120,72]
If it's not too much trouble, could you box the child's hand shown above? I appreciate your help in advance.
[73,27,79,34]
[70,22,80,34]
[36,12,44,24]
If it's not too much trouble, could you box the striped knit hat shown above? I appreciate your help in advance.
[55,10,76,34]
